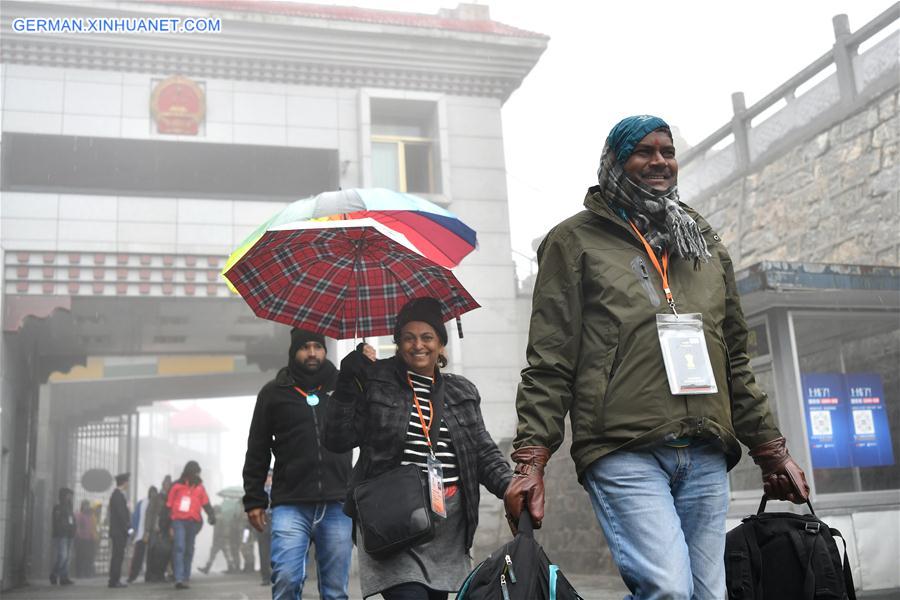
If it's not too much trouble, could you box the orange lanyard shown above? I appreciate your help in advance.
[407,376,435,456]
[629,220,678,316]
[293,386,320,398]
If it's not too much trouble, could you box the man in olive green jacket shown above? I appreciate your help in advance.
[504,115,809,600]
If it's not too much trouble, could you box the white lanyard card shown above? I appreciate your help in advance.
[656,313,718,395]
[426,454,447,519]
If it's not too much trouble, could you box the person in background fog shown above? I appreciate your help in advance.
[167,461,215,590]
[49,487,76,586]
[127,486,158,583]
[145,475,174,583]
[108,473,131,589]
[198,504,233,575]
[74,499,98,578]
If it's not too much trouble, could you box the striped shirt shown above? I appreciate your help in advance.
[402,371,459,484]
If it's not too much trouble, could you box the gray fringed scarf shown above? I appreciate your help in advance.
[596,143,710,265]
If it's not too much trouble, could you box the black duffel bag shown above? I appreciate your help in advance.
[726,495,856,600]
[353,463,434,558]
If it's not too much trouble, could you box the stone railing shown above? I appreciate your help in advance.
[679,4,899,201]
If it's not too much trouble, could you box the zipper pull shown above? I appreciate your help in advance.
[500,574,511,600]
[639,259,650,279]
[504,554,517,583]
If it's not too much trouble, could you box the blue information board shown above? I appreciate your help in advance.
[801,373,852,469]
[802,372,895,469]
[845,373,895,468]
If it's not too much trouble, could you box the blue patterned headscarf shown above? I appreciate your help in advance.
[606,115,671,165]
[594,115,711,265]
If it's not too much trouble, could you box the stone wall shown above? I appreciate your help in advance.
[686,89,899,270]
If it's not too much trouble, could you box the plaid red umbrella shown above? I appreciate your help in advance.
[224,218,479,339]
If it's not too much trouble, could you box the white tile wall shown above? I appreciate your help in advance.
[58,219,116,242]
[234,92,286,126]
[64,81,123,116]
[449,167,509,200]
[177,199,233,225]
[176,223,232,248]
[0,192,59,219]
[337,98,358,130]
[58,195,117,221]
[62,113,121,137]
[206,88,234,122]
[286,96,338,128]
[233,123,286,145]
[2,217,58,241]
[446,103,504,138]
[1,110,64,134]
[118,197,178,222]
[232,201,287,226]
[853,510,900,589]
[447,199,510,232]
[121,85,151,119]
[121,117,152,139]
[3,78,65,113]
[448,135,507,169]
[203,122,234,143]
[286,126,338,148]
[455,264,517,299]
[117,221,177,245]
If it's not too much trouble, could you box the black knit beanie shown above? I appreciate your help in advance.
[393,298,448,345]
[290,328,326,358]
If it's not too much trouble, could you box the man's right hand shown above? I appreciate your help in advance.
[247,508,267,532]
[502,446,550,535]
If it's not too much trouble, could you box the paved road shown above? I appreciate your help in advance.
[2,570,628,599]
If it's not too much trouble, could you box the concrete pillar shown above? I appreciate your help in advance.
[832,14,858,107]
[731,92,751,169]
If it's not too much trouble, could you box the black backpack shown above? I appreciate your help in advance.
[726,496,856,600]
[457,511,583,600]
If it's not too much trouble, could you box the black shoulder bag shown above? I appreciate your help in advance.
[352,463,434,559]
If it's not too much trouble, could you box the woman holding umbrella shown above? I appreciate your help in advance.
[324,297,512,600]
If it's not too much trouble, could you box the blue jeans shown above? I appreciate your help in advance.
[172,519,202,583]
[50,537,72,580]
[270,501,353,600]
[583,441,730,600]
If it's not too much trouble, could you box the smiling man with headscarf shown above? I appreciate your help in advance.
[504,116,810,599]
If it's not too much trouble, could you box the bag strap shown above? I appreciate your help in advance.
[740,522,764,600]
[788,528,818,600]
[830,528,857,600]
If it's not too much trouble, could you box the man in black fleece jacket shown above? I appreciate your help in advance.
[242,328,354,600]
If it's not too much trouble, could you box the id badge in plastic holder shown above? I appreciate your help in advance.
[656,313,718,395]
[426,454,447,518]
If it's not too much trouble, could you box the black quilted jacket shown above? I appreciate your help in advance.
[323,355,511,552]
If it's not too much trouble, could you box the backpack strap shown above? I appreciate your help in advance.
[788,528,818,600]
[830,528,857,600]
[739,522,764,600]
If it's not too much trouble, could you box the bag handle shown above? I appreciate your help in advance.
[830,528,857,600]
[517,507,534,538]
[757,494,815,516]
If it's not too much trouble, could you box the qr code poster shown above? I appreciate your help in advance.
[853,409,876,436]
[810,410,833,437]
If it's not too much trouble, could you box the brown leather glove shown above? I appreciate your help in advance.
[503,446,550,534]
[749,437,810,504]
